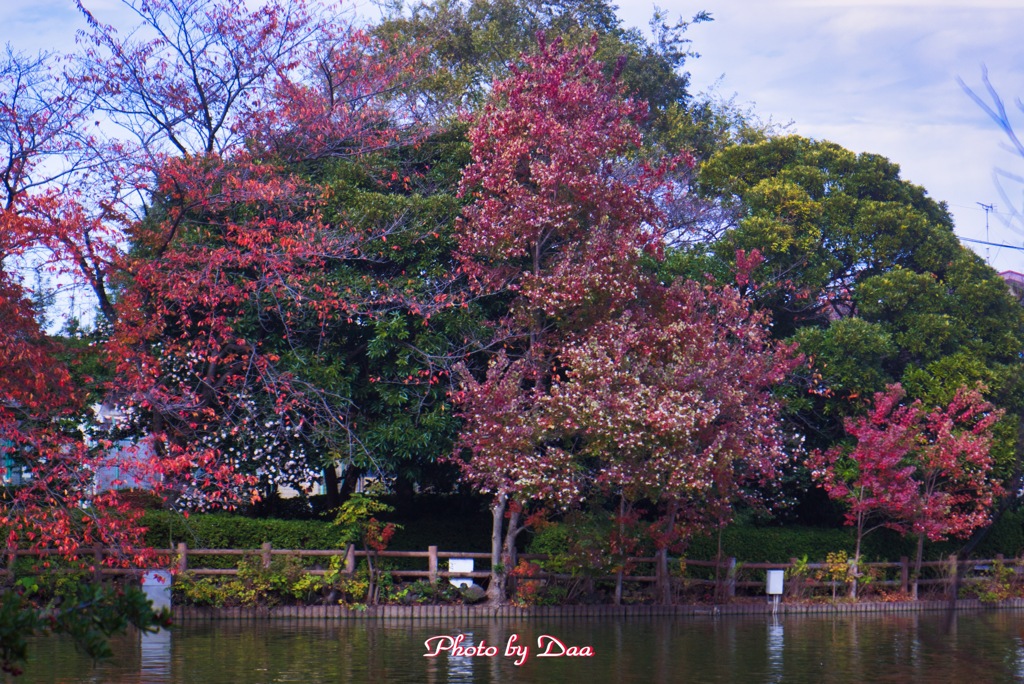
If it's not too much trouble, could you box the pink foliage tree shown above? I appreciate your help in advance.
[1,0,424,550]
[452,35,798,604]
[809,383,1003,597]
[453,35,664,603]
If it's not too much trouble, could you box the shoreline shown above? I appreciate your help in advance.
[172,598,1024,621]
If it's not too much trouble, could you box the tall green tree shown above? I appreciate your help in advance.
[698,135,1024,520]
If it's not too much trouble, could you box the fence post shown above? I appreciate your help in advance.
[900,556,909,595]
[93,543,104,583]
[428,545,438,584]
[726,557,737,599]
[714,556,723,602]
[177,542,188,573]
[261,542,273,570]
[949,553,959,600]
[344,543,356,576]
[655,549,670,604]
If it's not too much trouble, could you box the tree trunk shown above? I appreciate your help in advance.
[714,527,724,603]
[487,492,508,605]
[614,496,626,605]
[656,548,672,605]
[913,534,925,600]
[504,508,521,569]
[323,464,340,510]
[339,466,361,503]
[852,508,864,599]
[366,549,377,605]
[503,507,522,601]
[656,501,679,605]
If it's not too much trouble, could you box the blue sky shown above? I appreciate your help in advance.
[4,0,1024,271]
[617,0,1024,272]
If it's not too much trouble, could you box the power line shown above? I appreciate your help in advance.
[947,202,1008,213]
[958,235,1024,252]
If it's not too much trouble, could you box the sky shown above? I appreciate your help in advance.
[612,0,1024,272]
[3,0,1024,273]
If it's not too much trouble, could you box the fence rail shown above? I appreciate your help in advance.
[1,543,1015,601]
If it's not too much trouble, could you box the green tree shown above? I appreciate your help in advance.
[279,134,482,503]
[372,0,744,157]
[699,135,1024,519]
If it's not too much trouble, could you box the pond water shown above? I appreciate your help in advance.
[7,610,1024,683]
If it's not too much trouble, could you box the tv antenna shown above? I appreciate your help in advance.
[977,202,995,264]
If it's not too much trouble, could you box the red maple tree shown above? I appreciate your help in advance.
[1,0,425,552]
[809,383,1003,596]
[67,0,428,508]
[0,45,154,564]
[452,36,798,604]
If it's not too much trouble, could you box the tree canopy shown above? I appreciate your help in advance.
[0,0,1020,632]
[699,134,1024,421]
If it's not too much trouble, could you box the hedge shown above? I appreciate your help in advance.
[687,509,1024,564]
[141,511,345,551]
[141,508,1024,564]
[140,507,492,554]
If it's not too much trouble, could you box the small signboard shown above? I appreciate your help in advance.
[448,558,474,588]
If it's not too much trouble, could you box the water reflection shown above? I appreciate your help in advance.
[139,629,171,683]
[7,610,1024,683]
[447,631,475,683]
[765,618,783,683]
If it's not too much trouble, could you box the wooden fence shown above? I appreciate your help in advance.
[3,543,1016,601]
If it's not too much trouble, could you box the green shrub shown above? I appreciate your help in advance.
[971,509,1024,559]
[142,511,345,551]
[685,525,931,564]
[528,514,622,576]
[142,505,1024,568]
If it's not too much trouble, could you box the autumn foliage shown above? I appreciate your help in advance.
[0,51,148,565]
[0,0,1011,625]
[1,0,427,560]
[809,383,1003,592]
[77,0,431,509]
[451,36,799,603]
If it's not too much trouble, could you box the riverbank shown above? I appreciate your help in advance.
[172,597,1024,621]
